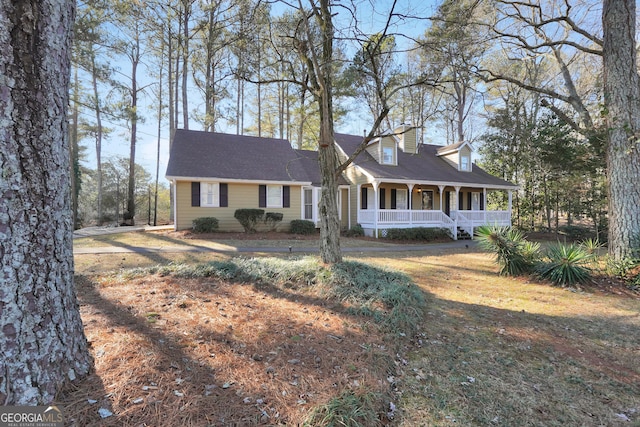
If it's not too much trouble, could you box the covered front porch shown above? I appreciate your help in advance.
[356,181,513,239]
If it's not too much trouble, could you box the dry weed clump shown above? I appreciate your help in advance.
[57,271,399,426]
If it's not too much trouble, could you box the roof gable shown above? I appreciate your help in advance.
[436,141,473,156]
[334,133,515,188]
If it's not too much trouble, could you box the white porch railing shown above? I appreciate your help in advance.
[358,209,457,237]
[452,210,511,237]
[357,209,511,239]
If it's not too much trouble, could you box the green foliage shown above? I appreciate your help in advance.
[384,227,450,241]
[138,257,425,337]
[343,224,364,237]
[192,217,219,233]
[233,208,264,233]
[535,243,592,286]
[475,225,537,276]
[324,261,425,335]
[303,390,381,427]
[558,225,593,241]
[580,238,604,254]
[289,219,316,235]
[264,212,284,231]
[605,255,640,281]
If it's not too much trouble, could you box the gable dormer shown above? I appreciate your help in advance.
[365,135,398,166]
[392,124,418,154]
[436,141,473,172]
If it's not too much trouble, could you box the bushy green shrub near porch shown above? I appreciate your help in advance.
[192,217,219,233]
[384,227,450,241]
[234,208,264,232]
[264,212,284,231]
[289,219,316,235]
[343,224,364,237]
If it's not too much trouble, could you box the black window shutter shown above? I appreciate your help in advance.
[191,182,200,207]
[361,187,368,209]
[380,188,386,209]
[259,185,267,207]
[468,192,472,210]
[480,193,484,210]
[458,191,464,210]
[390,189,397,210]
[219,183,228,207]
[283,186,290,208]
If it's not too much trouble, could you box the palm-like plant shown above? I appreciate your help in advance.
[536,243,592,286]
[475,225,537,276]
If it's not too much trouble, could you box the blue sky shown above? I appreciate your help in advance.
[80,0,443,180]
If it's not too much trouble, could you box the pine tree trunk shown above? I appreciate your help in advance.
[0,0,93,404]
[602,0,640,260]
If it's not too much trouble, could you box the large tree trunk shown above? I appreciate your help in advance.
[0,0,93,404]
[602,0,640,260]
[316,0,342,264]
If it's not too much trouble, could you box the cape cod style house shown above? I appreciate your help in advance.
[165,127,517,239]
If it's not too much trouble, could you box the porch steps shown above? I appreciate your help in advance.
[457,227,472,240]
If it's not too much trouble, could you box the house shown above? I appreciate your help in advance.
[165,127,517,238]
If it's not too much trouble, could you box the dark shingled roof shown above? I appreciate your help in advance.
[166,129,311,183]
[166,129,515,189]
[334,133,516,188]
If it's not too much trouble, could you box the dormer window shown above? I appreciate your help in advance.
[460,154,470,171]
[383,147,394,164]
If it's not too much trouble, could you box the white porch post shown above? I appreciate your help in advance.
[508,190,513,225]
[454,186,461,211]
[438,185,445,212]
[373,182,379,238]
[356,184,361,224]
[408,183,414,226]
[483,187,487,223]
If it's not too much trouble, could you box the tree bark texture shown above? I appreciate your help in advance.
[315,0,342,264]
[0,0,93,404]
[602,0,640,260]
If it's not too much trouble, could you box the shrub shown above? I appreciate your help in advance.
[475,225,537,276]
[535,243,592,286]
[343,224,364,237]
[192,217,219,233]
[264,212,284,231]
[289,219,316,235]
[233,209,264,233]
[384,227,450,241]
[558,225,593,241]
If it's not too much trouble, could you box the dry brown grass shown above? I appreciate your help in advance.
[64,233,640,426]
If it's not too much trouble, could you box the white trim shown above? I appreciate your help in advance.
[166,176,311,186]
[366,178,517,191]
[172,179,178,231]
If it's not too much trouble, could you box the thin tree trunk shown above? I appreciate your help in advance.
[602,0,640,260]
[127,41,139,225]
[91,53,104,226]
[71,66,80,229]
[1,0,93,404]
[181,0,190,129]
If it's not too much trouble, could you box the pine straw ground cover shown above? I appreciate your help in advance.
[65,235,640,426]
[58,257,424,426]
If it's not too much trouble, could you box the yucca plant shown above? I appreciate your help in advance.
[475,225,536,276]
[536,243,592,286]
